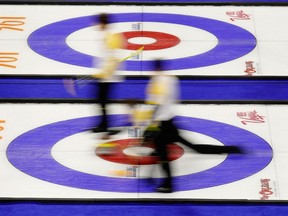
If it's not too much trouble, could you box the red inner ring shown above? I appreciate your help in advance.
[122,31,181,51]
[96,138,184,165]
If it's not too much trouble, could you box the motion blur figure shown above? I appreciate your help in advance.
[144,59,179,193]
[144,59,242,193]
[91,13,125,135]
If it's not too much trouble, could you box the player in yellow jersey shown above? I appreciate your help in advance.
[144,59,243,193]
[91,13,125,135]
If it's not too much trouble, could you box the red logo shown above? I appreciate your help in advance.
[259,179,273,200]
[237,110,265,125]
[226,10,251,21]
[244,61,256,76]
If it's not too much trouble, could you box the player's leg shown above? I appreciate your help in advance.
[92,82,110,132]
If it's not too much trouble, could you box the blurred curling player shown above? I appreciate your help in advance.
[91,13,125,135]
[144,59,242,193]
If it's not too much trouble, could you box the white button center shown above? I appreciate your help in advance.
[123,146,155,156]
[128,37,156,45]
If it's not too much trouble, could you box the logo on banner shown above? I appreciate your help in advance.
[226,10,251,21]
[111,166,138,178]
[259,179,274,200]
[244,61,257,76]
[237,110,265,125]
[0,120,5,140]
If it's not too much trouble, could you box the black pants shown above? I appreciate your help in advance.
[152,118,241,188]
[97,82,111,130]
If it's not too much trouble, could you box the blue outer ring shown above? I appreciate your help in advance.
[7,115,272,192]
[27,13,257,71]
